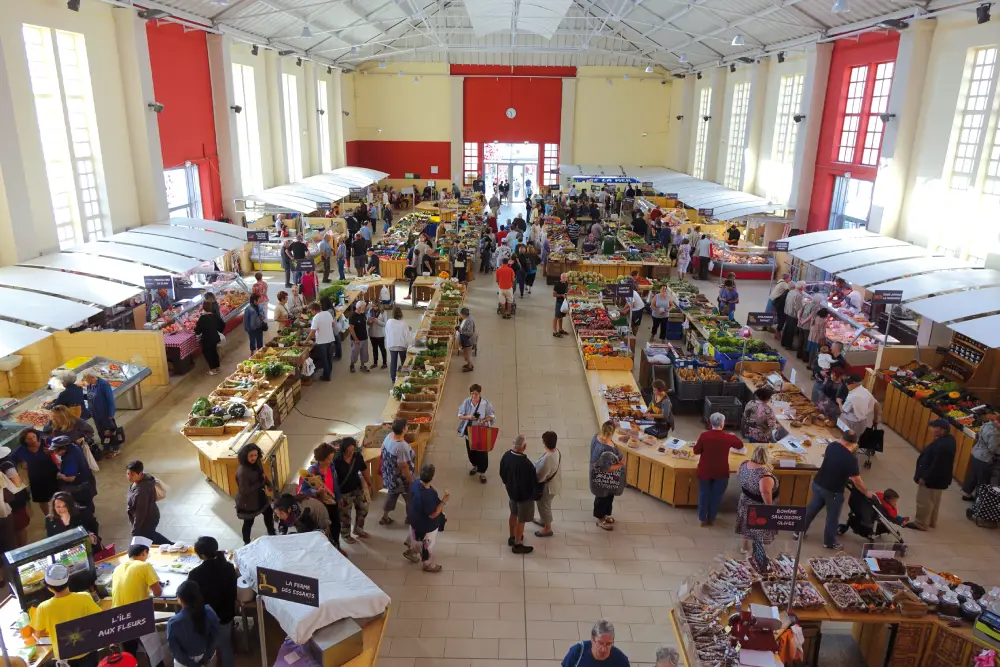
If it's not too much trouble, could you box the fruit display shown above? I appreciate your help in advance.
[565,271,608,285]
[580,335,632,361]
[572,305,615,332]
[886,362,997,433]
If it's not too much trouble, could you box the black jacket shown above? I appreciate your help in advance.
[914,434,956,490]
[188,556,238,624]
[194,312,225,345]
[499,450,537,502]
[127,473,161,536]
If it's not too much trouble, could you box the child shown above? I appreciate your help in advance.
[813,344,834,381]
[300,268,319,303]
[875,488,911,526]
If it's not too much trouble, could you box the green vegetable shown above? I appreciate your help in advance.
[195,417,224,428]
[192,397,212,417]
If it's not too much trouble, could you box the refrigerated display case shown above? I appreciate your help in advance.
[4,527,95,611]
[710,242,776,280]
[146,272,250,334]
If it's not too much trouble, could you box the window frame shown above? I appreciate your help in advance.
[282,72,303,183]
[835,61,895,167]
[232,63,263,196]
[724,82,751,190]
[463,142,478,186]
[693,88,712,180]
[543,143,559,187]
[773,74,804,165]
[164,164,203,218]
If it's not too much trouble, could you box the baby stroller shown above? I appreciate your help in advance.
[837,482,907,555]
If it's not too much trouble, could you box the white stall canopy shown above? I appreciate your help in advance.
[22,253,165,288]
[68,242,204,274]
[811,245,933,275]
[0,320,51,359]
[790,235,910,263]
[110,231,226,262]
[784,228,875,251]
[558,165,777,220]
[125,225,246,252]
[905,286,1000,324]
[835,257,973,286]
[950,314,1000,348]
[0,266,140,308]
[246,167,388,214]
[167,218,250,242]
[870,269,1000,302]
[0,286,101,329]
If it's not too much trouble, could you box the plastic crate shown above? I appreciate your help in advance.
[702,379,724,397]
[665,321,684,332]
[718,372,745,398]
[703,395,743,429]
[665,330,683,341]
[673,368,703,401]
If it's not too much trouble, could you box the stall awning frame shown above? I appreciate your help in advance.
[244,167,388,215]
[0,320,51,359]
[874,269,1000,302]
[811,246,933,274]
[124,225,246,252]
[0,286,101,329]
[790,236,910,263]
[22,254,166,287]
[0,267,141,308]
[165,218,250,242]
[109,231,229,262]
[949,314,1000,348]
[904,286,1000,324]
[835,256,974,286]
[784,228,875,251]
[68,242,205,274]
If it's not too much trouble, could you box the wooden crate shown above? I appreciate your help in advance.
[181,418,225,436]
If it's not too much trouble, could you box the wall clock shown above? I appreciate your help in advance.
[505,107,517,119]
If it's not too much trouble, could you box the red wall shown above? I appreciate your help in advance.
[806,32,899,233]
[345,141,452,179]
[146,23,222,220]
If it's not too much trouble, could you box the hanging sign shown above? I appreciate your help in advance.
[602,284,633,299]
[348,188,363,196]
[665,193,679,199]
[294,258,315,272]
[747,504,807,532]
[747,312,778,328]
[247,230,269,242]
[767,241,790,252]
[641,182,654,187]
[697,208,714,217]
[257,567,320,607]
[316,202,332,211]
[458,197,472,205]
[872,290,904,305]
[56,598,155,658]
[574,176,638,184]
[143,275,173,291]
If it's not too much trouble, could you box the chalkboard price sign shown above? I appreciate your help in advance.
[247,230,269,242]
[767,241,790,252]
[872,290,903,305]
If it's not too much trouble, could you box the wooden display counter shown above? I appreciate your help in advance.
[346,277,397,305]
[185,430,291,496]
[410,276,439,305]
[377,257,407,280]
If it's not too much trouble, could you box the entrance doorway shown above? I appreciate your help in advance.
[828,176,874,230]
[483,143,539,201]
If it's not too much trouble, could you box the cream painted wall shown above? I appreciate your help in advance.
[350,63,452,142]
[231,42,276,189]
[573,67,674,166]
[0,0,141,263]
[754,53,808,206]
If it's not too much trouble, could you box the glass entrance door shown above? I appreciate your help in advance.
[828,176,874,230]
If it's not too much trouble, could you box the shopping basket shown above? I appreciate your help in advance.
[467,424,499,452]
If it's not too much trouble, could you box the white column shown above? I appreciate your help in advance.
[207,34,241,223]
[113,10,168,224]
[791,42,833,230]
[667,76,695,172]
[560,78,577,190]
[869,19,935,239]
[330,69,346,169]
[304,61,319,177]
[266,51,288,185]
[744,60,771,194]
[704,67,727,183]
[450,76,464,187]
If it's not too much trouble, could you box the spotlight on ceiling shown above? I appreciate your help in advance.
[644,65,654,73]
[278,50,295,56]
[702,115,711,122]
[729,63,736,73]
[673,73,686,79]
[731,33,745,46]
[377,128,382,133]
[793,114,806,123]
[777,51,785,63]
[251,44,259,56]
[137,8,169,19]
[978,3,991,23]
[831,0,850,12]
[379,60,387,68]
[738,56,754,63]
[67,0,81,10]
[230,105,243,113]
[675,115,684,120]
[296,57,302,66]
[679,53,688,63]
[327,66,332,74]
[301,25,313,38]
[696,72,702,79]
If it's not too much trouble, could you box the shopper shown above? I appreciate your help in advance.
[168,581,221,667]
[126,460,171,544]
[352,233,369,275]
[693,413,743,527]
[13,429,59,516]
[780,282,804,350]
[801,432,872,550]
[318,235,332,283]
[654,647,680,667]
[367,302,388,370]
[335,437,370,544]
[194,302,225,376]
[768,274,792,331]
[80,370,118,457]
[533,431,561,538]
[736,445,779,552]
[560,620,630,667]
[273,291,290,330]
[696,234,713,280]
[457,384,496,483]
[840,375,879,438]
[794,294,820,362]
[50,370,89,419]
[385,306,413,383]
[273,493,335,543]
[457,307,476,372]
[288,233,309,284]
[243,293,267,354]
[717,279,739,321]
[648,285,672,340]
[552,273,569,337]
[348,301,371,373]
[379,419,416,526]
[251,271,269,305]
[188,537,238,667]
[963,412,1000,501]
[287,285,306,320]
[676,239,692,279]
[235,443,276,544]
[308,302,335,382]
[31,564,102,667]
[335,236,347,281]
[49,436,96,515]
[280,240,293,287]
[318,296,343,362]
[649,380,674,434]
[45,491,100,544]
[817,367,850,421]
[296,442,341,547]
[742,387,778,443]
[623,287,646,335]
[48,405,95,448]
[365,247,380,276]
[300,266,319,303]
[910,419,956,531]
[400,463,447,570]
[499,435,538,554]
[590,421,626,531]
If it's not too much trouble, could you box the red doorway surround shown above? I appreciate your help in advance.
[806,32,899,233]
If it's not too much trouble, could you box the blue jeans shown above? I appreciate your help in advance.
[314,342,333,380]
[389,349,406,383]
[293,270,302,284]
[804,481,844,547]
[337,259,346,280]
[698,478,728,522]
[516,271,526,296]
[217,621,234,667]
[248,329,264,352]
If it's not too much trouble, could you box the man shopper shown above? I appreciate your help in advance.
[308,302,335,381]
[496,259,516,319]
[112,540,164,667]
[126,460,171,544]
[288,233,308,284]
[696,233,713,280]
[911,419,956,531]
[352,233,369,275]
[336,236,347,281]
[800,433,872,550]
[349,301,371,373]
[318,234,332,283]
[560,619,630,666]
[499,435,538,554]
[533,431,561,538]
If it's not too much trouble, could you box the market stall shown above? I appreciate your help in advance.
[184,429,290,497]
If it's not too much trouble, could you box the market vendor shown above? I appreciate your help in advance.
[31,563,102,665]
[726,223,741,244]
[48,370,90,420]
[623,287,646,334]
[962,412,1000,501]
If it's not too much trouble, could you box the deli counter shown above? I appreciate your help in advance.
[146,272,250,335]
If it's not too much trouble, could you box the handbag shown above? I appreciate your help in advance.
[858,426,884,453]
[467,424,499,452]
[533,451,561,501]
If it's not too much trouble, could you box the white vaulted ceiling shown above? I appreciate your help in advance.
[128,0,980,71]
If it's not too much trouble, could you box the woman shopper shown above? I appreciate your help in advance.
[693,413,744,527]
[385,307,413,383]
[12,429,59,516]
[296,442,341,548]
[552,273,569,337]
[243,293,267,354]
[49,436,96,515]
[591,421,626,531]
[168,580,220,667]
[457,384,496,483]
[717,279,740,321]
[48,406,95,448]
[803,307,829,363]
[319,296,344,361]
[648,285,672,341]
[81,370,119,458]
[194,301,225,375]
[367,302,388,370]
[287,285,306,319]
[44,491,101,545]
[742,387,778,443]
[405,463,449,573]
[49,370,89,419]
[251,272,268,306]
[1,463,31,547]
[188,537,238,667]
[781,282,805,350]
[273,291,290,330]
[457,307,476,372]
[676,238,692,279]
[736,445,779,553]
[234,443,275,545]
[334,437,371,544]
[533,431,561,538]
[795,295,821,362]
[816,367,850,420]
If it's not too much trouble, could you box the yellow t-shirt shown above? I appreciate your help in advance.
[111,560,159,608]
[33,592,102,659]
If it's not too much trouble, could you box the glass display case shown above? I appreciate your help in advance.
[147,272,250,334]
[5,527,94,611]
[711,241,775,277]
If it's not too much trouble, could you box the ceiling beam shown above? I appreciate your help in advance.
[667,0,809,54]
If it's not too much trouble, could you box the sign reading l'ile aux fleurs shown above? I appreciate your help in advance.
[56,598,155,658]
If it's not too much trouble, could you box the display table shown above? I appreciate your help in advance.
[410,276,438,306]
[377,258,407,280]
[346,277,396,305]
[184,429,291,496]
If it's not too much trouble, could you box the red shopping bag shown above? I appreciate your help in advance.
[467,424,499,452]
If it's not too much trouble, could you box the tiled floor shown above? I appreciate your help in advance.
[27,218,1000,667]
